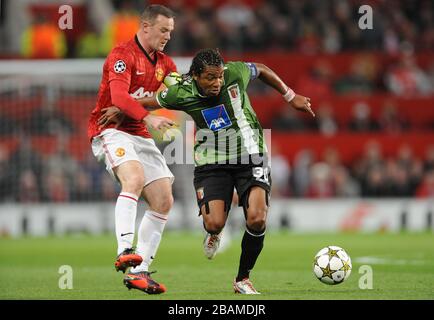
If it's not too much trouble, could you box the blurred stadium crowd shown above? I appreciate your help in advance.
[0,0,433,202]
[1,0,433,57]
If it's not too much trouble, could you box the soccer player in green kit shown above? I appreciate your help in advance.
[99,48,315,294]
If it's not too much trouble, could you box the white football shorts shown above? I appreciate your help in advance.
[91,128,174,186]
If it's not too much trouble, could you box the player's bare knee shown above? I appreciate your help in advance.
[151,194,173,214]
[204,217,225,235]
[247,219,266,233]
[160,194,174,213]
[246,208,267,232]
[205,223,224,235]
[121,176,145,195]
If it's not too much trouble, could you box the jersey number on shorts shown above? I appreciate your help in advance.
[252,167,270,185]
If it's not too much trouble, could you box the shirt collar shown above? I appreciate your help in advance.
[134,35,157,66]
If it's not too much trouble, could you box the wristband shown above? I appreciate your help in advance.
[283,87,296,102]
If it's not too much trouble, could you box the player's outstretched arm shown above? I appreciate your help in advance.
[98,106,175,131]
[98,94,167,128]
[110,80,152,119]
[136,96,162,111]
[255,63,315,117]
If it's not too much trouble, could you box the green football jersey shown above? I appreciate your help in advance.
[156,61,267,166]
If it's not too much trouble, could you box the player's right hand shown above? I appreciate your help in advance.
[99,106,124,129]
[143,114,176,131]
[289,94,315,118]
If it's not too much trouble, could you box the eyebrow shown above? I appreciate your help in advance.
[207,72,224,78]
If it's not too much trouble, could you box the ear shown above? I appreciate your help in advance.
[193,74,198,81]
[142,20,150,32]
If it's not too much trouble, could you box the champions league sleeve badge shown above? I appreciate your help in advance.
[114,60,127,73]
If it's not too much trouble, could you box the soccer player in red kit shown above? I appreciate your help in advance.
[88,5,177,294]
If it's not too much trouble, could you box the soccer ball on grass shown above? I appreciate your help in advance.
[313,246,352,285]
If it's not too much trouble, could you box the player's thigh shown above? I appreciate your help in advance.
[234,164,271,229]
[134,137,174,187]
[114,160,145,188]
[91,129,145,189]
[142,177,174,214]
[194,169,234,232]
[200,200,228,232]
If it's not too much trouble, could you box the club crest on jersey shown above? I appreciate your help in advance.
[229,86,239,99]
[114,60,126,73]
[115,148,125,157]
[155,67,164,82]
[161,89,168,99]
[196,187,204,200]
[201,104,232,131]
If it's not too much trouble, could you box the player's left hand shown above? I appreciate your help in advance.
[98,106,124,128]
[289,94,315,118]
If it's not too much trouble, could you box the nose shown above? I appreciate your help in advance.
[165,32,171,41]
[215,78,223,88]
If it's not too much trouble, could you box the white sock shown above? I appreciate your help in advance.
[115,192,139,255]
[131,210,168,273]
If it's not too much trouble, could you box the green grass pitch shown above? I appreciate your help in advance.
[0,231,433,300]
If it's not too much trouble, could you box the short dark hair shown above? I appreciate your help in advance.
[141,5,175,24]
[188,48,224,77]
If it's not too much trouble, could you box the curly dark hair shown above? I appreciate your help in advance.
[184,48,224,80]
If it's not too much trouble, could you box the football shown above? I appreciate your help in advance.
[313,246,352,285]
[163,71,182,87]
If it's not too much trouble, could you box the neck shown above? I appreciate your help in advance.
[194,79,207,97]
[136,30,155,57]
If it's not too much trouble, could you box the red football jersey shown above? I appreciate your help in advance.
[88,36,177,140]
